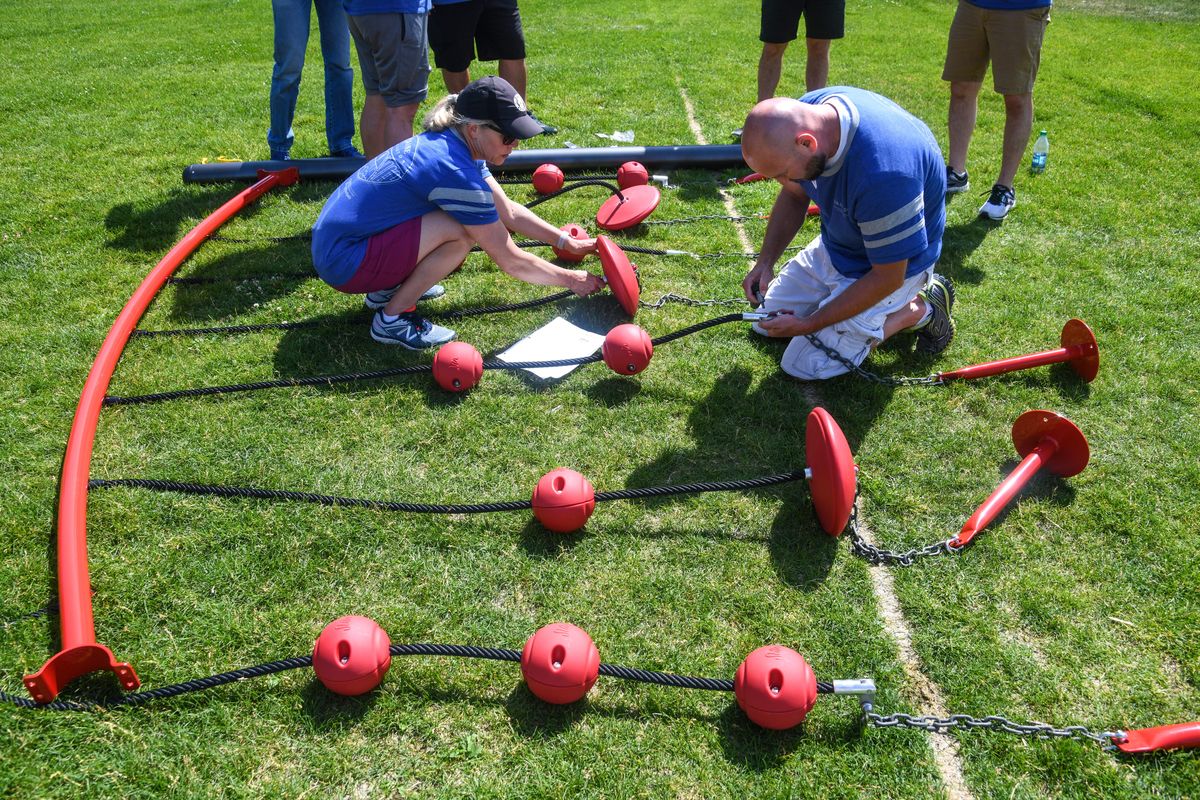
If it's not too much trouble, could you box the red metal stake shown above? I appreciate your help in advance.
[1115,721,1200,753]
[952,411,1089,549]
[940,319,1099,383]
[24,168,299,703]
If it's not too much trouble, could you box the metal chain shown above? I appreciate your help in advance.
[803,334,944,388]
[643,213,767,226]
[864,709,1121,750]
[843,486,961,567]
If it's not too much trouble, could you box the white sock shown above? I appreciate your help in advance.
[911,305,933,331]
[381,312,401,324]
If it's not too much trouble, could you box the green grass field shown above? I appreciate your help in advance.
[1,0,1198,797]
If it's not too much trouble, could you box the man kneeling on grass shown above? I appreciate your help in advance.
[740,86,957,379]
[311,76,604,350]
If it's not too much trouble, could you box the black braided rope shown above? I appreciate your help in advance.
[103,364,433,405]
[88,469,802,514]
[595,471,806,502]
[131,290,576,339]
[523,179,623,210]
[88,479,534,514]
[2,643,837,711]
[109,312,750,405]
[649,313,743,346]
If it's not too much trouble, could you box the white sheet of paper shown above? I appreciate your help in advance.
[496,316,605,380]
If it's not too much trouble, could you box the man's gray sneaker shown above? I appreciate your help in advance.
[364,283,446,310]
[369,310,456,349]
[914,273,956,355]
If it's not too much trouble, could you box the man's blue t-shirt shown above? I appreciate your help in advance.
[796,87,946,280]
[312,128,497,286]
[965,0,1050,9]
[343,0,432,15]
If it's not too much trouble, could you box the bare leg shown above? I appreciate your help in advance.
[359,94,388,158]
[804,38,831,91]
[883,297,927,340]
[498,59,527,99]
[998,92,1033,188]
[381,103,419,153]
[383,211,473,315]
[757,42,789,103]
[948,80,982,174]
[441,68,470,94]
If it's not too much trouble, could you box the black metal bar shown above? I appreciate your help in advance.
[182,145,747,184]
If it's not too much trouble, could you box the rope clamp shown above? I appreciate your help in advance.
[832,678,877,714]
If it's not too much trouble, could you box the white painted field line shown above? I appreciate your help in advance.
[673,79,973,800]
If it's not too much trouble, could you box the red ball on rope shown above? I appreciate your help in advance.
[552,223,589,263]
[432,341,484,392]
[312,615,392,696]
[521,622,601,704]
[733,645,818,730]
[602,324,654,375]
[532,163,565,194]
[616,161,650,189]
[531,467,596,533]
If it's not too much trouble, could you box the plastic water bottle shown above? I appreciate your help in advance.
[1031,130,1049,173]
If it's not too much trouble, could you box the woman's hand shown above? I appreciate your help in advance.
[569,270,606,296]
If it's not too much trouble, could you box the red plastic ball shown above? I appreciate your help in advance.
[616,161,650,189]
[552,223,588,263]
[432,341,484,392]
[532,163,565,194]
[521,622,601,704]
[734,645,818,730]
[531,467,596,533]
[312,615,392,696]
[602,324,654,375]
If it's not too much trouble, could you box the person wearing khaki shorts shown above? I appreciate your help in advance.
[942,0,1051,220]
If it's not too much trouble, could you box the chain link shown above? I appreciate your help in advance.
[803,334,944,387]
[864,710,1121,750]
[843,485,961,567]
[639,292,754,310]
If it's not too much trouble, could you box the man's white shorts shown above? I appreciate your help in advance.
[754,236,932,379]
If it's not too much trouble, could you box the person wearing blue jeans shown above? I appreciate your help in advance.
[268,0,361,160]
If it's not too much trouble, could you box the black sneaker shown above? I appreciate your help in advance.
[946,166,969,194]
[979,183,1016,220]
[529,113,558,136]
[914,273,956,355]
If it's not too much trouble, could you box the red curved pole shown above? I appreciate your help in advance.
[952,438,1058,549]
[938,343,1091,382]
[24,168,299,703]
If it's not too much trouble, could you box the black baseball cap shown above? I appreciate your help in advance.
[455,76,546,140]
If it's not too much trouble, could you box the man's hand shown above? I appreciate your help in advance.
[756,309,816,338]
[742,263,775,305]
[570,270,606,296]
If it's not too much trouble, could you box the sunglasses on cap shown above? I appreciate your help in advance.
[484,123,518,146]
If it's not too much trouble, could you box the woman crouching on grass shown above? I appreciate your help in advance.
[311,76,604,349]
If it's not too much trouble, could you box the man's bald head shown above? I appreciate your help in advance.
[740,97,833,181]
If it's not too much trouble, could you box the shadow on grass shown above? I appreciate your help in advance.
[300,678,379,727]
[938,209,991,287]
[164,241,314,323]
[104,183,334,254]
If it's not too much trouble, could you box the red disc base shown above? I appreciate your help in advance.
[596,184,660,231]
[805,407,856,536]
[596,236,640,316]
[1061,318,1099,382]
[1012,410,1090,478]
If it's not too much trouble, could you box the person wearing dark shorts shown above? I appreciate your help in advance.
[345,0,433,157]
[758,0,845,102]
[311,77,601,349]
[429,0,528,98]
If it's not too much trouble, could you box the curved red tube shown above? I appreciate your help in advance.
[23,168,299,703]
